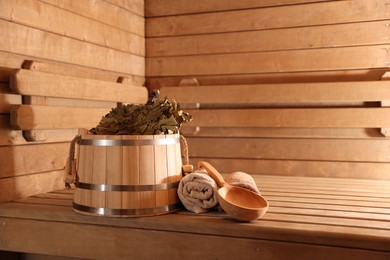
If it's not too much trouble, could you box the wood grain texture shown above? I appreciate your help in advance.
[10,105,109,130]
[10,69,148,103]
[181,127,388,140]
[147,45,390,77]
[41,0,145,36]
[0,143,69,179]
[105,0,144,17]
[0,0,144,55]
[145,0,334,17]
[146,0,390,37]
[0,170,64,203]
[147,20,389,57]
[185,137,390,163]
[185,108,390,128]
[188,158,390,180]
[147,69,389,89]
[0,19,145,76]
[160,81,390,104]
[1,175,390,258]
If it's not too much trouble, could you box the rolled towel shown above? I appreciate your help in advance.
[177,171,218,213]
[225,171,260,194]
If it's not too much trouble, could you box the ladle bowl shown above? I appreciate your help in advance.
[198,161,269,221]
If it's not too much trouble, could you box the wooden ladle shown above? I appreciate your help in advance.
[198,161,269,221]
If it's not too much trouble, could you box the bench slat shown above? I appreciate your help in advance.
[10,105,109,130]
[1,175,390,256]
[161,81,390,104]
[186,108,390,128]
[10,69,148,103]
[186,137,390,162]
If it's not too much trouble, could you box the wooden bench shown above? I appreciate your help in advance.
[0,176,389,259]
[2,78,390,259]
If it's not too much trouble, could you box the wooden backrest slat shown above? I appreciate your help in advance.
[10,69,148,104]
[160,81,390,105]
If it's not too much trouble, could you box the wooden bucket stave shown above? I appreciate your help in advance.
[73,133,182,217]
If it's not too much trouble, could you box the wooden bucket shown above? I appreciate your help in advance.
[72,133,183,217]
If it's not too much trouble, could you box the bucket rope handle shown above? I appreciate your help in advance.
[180,135,189,166]
[65,134,189,187]
[64,134,81,188]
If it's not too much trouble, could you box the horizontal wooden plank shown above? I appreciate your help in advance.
[0,130,26,146]
[160,81,390,104]
[105,0,144,17]
[0,117,79,145]
[185,108,390,128]
[0,19,145,76]
[10,105,110,130]
[10,69,148,103]
[22,96,117,109]
[147,45,390,76]
[147,69,389,89]
[147,20,389,57]
[2,217,388,260]
[188,158,390,180]
[21,60,146,86]
[0,0,144,55]
[145,0,333,17]
[0,55,144,86]
[0,142,69,179]
[186,137,390,162]
[181,127,386,139]
[41,0,145,36]
[254,174,390,188]
[0,170,64,203]
[146,0,390,37]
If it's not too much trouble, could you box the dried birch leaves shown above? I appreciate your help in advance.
[90,90,192,135]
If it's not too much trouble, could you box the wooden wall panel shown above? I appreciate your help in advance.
[1,19,144,76]
[148,0,390,180]
[0,0,146,202]
[146,0,389,37]
[145,0,335,17]
[147,45,389,77]
[41,0,145,36]
[146,0,390,87]
[105,0,144,17]
[147,20,389,57]
[0,0,144,56]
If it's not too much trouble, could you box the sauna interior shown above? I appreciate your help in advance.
[1,0,390,259]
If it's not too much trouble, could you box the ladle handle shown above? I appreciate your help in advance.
[198,161,226,188]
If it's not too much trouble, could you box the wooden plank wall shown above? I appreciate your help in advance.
[146,0,390,179]
[146,0,390,87]
[0,0,145,202]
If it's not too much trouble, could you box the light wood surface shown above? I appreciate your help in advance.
[41,0,144,36]
[1,175,389,259]
[10,69,148,103]
[147,45,389,77]
[147,20,388,57]
[0,19,144,76]
[145,0,332,17]
[0,0,144,56]
[10,105,110,130]
[147,0,389,37]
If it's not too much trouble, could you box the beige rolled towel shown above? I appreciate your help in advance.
[177,171,218,213]
[225,171,260,194]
